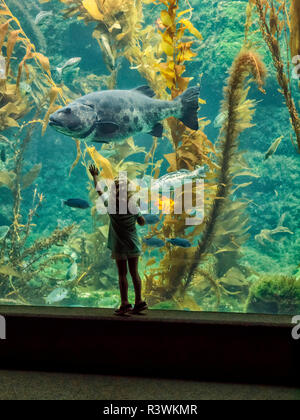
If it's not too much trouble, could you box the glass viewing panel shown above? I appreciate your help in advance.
[0,0,299,315]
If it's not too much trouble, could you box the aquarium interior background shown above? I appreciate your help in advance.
[0,0,299,315]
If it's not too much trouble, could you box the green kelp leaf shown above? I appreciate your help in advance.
[0,170,16,190]
[21,163,42,190]
[232,171,260,180]
[98,225,109,240]
[0,265,20,277]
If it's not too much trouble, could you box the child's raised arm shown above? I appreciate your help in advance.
[89,164,103,197]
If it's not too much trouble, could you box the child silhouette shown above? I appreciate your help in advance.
[89,164,148,316]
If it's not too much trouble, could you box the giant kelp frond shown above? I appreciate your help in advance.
[51,0,143,82]
[0,12,30,129]
[147,0,213,173]
[145,0,202,97]
[289,0,300,58]
[252,0,300,152]
[85,145,115,181]
[0,1,66,133]
[0,2,54,87]
[128,0,219,310]
[20,225,75,261]
[185,49,266,289]
[0,2,78,305]
[0,224,75,305]
[125,24,166,97]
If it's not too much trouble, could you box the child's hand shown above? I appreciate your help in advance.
[89,164,99,177]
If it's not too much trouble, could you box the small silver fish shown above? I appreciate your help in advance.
[45,288,69,305]
[0,55,6,80]
[56,57,82,78]
[34,11,53,25]
[99,33,115,71]
[19,81,32,96]
[213,111,228,128]
[66,262,78,281]
[264,135,284,160]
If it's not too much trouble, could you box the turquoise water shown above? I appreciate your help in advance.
[0,0,299,314]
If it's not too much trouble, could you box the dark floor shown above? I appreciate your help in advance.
[0,370,299,400]
[0,307,298,399]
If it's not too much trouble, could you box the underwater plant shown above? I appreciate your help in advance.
[254,212,293,246]
[246,274,300,314]
[290,0,300,61]
[49,0,144,89]
[185,49,266,291]
[251,0,300,152]
[115,0,261,310]
[0,1,76,305]
[125,0,219,309]
[50,0,216,310]
[0,0,295,314]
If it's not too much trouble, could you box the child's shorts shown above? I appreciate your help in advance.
[111,252,141,260]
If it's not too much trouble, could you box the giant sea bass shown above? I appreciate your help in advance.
[49,86,200,144]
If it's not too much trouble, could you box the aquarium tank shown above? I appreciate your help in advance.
[0,0,299,315]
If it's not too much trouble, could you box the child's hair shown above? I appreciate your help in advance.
[112,175,138,214]
[113,176,135,200]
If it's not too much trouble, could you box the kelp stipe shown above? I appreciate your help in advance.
[129,0,219,310]
[185,49,267,289]
[290,0,300,61]
[252,0,300,152]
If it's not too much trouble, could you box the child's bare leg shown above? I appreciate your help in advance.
[128,257,142,305]
[116,259,129,306]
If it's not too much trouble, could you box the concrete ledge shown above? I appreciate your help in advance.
[0,306,299,385]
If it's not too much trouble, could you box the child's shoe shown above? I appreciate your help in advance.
[114,303,132,316]
[130,301,148,314]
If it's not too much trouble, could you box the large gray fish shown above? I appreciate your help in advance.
[49,86,200,143]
